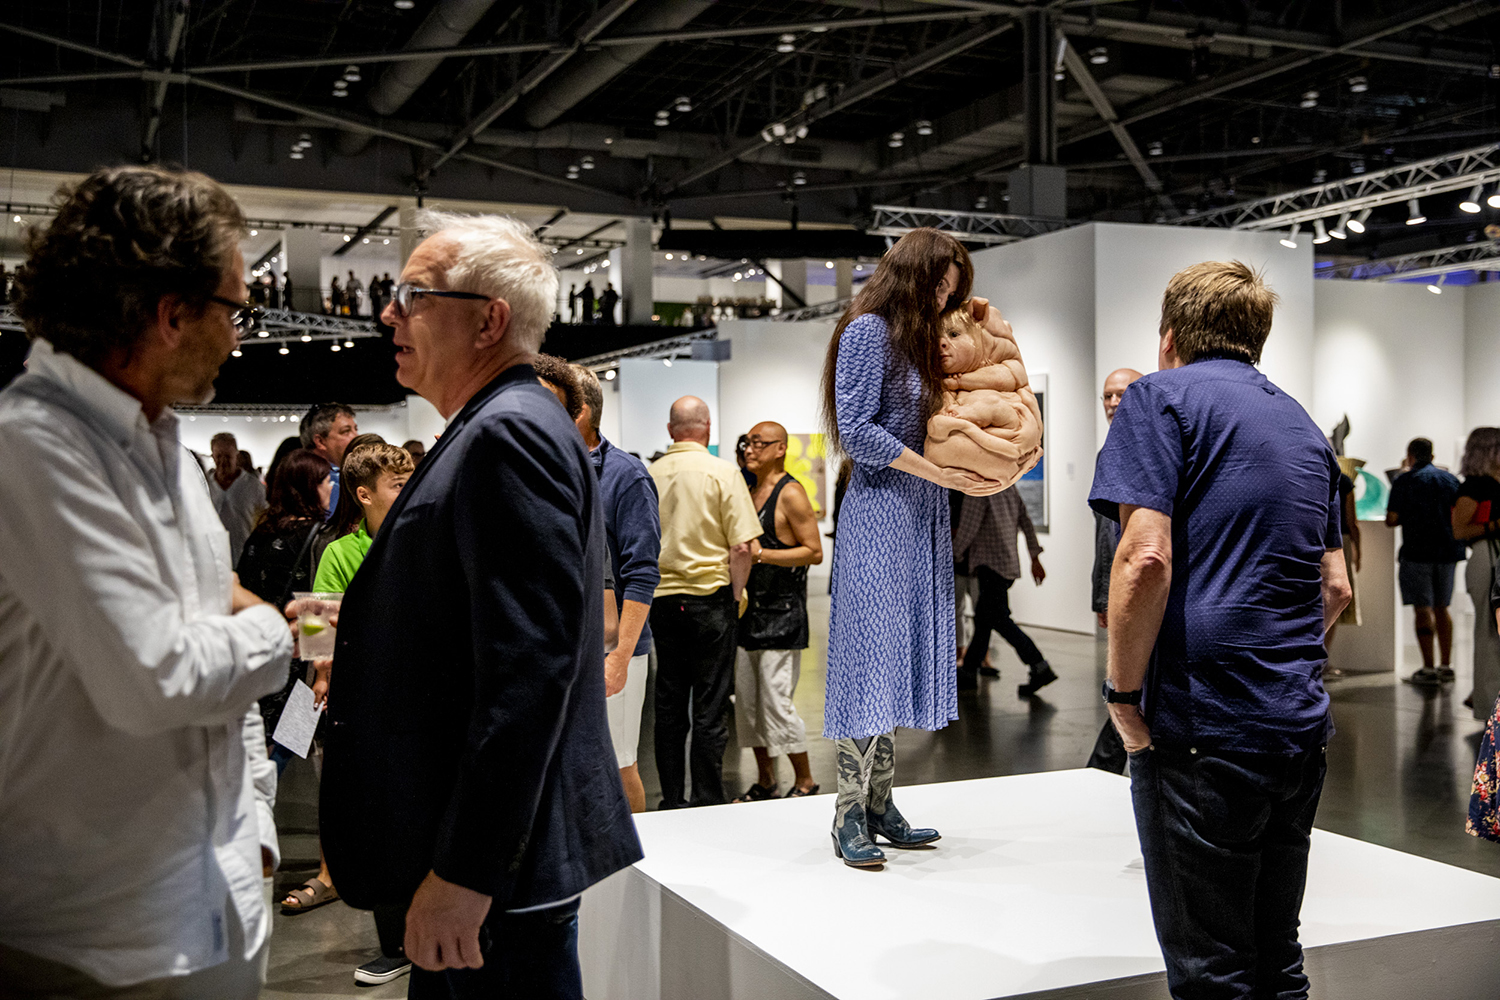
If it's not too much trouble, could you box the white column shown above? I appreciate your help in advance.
[398,197,421,267]
[778,259,808,309]
[280,228,323,313]
[621,217,654,325]
[834,258,854,301]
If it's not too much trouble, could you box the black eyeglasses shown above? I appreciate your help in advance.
[392,281,492,317]
[208,295,263,335]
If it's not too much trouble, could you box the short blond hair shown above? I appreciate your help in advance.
[1159,260,1278,365]
[415,210,559,353]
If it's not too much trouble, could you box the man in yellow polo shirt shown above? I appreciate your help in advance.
[649,396,762,808]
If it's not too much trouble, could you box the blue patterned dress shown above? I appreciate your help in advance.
[824,313,957,738]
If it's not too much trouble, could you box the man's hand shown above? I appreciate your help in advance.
[232,574,265,613]
[404,870,492,972]
[1030,557,1046,586]
[310,659,332,709]
[1096,610,1108,630]
[1109,703,1152,753]
[604,646,630,698]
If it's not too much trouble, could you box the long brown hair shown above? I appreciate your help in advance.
[819,228,973,455]
[260,449,332,532]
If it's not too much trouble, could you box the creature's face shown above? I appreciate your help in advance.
[939,312,987,374]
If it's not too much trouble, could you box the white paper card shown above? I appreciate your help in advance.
[271,680,320,759]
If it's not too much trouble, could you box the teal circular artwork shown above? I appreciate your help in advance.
[1354,467,1388,521]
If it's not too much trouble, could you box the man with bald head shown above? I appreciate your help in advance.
[1088,367,1142,773]
[732,421,824,801]
[648,396,762,808]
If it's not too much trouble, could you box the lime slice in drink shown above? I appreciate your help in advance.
[302,622,325,636]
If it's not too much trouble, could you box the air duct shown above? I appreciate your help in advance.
[337,0,499,155]
[519,0,711,130]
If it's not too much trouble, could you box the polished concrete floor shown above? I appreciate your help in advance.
[263,593,1499,997]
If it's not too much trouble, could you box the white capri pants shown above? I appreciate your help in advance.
[606,653,650,767]
[734,648,808,758]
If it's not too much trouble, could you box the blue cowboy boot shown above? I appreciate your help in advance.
[831,738,885,868]
[865,733,941,848]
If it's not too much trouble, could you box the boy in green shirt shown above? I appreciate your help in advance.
[314,442,414,592]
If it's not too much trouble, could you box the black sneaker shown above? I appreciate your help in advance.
[354,955,412,986]
[1403,668,1442,688]
[1437,666,1456,682]
[1018,660,1058,697]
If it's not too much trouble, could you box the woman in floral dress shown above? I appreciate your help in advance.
[820,228,1007,868]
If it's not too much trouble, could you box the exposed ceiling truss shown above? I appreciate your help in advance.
[0,304,383,346]
[576,328,718,370]
[1171,143,1500,230]
[1322,240,1500,281]
[869,204,1076,245]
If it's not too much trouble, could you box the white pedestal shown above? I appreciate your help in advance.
[1328,520,1398,676]
[580,769,1500,1000]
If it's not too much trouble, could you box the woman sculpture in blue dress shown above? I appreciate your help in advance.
[820,228,1007,868]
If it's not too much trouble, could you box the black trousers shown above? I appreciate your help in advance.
[374,903,406,958]
[650,587,738,808]
[962,566,1044,674]
[1132,744,1327,1000]
[408,899,582,999]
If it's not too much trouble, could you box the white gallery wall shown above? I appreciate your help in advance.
[615,357,720,459]
[178,394,443,468]
[715,319,836,445]
[1465,281,1500,434]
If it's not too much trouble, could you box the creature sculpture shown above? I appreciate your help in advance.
[924,302,1043,488]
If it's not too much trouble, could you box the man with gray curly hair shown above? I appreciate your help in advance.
[324,212,641,997]
[0,165,292,997]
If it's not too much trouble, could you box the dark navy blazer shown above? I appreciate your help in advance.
[321,363,642,910]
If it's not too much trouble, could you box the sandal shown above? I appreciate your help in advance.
[784,783,821,798]
[732,782,780,803]
[280,877,339,915]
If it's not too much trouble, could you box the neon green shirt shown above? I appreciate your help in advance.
[313,522,372,593]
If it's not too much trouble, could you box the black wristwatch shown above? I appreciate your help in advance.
[1102,679,1142,706]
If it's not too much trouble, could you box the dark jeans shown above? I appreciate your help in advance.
[651,587,738,808]
[374,903,406,958]
[1087,718,1128,774]
[962,567,1043,674]
[408,899,582,999]
[1131,743,1327,1000]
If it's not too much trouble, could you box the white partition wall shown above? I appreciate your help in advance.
[615,357,719,459]
[964,222,1311,634]
[714,319,837,445]
[968,225,1098,635]
[1465,281,1500,433]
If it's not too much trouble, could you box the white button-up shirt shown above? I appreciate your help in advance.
[0,340,293,986]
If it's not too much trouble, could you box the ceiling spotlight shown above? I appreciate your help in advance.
[1088,47,1109,65]
[1489,184,1500,209]
[1330,213,1349,239]
[299,133,311,144]
[760,128,775,143]
[249,229,258,236]
[576,248,584,255]
[580,155,594,170]
[231,349,242,357]
[289,151,304,160]
[733,272,742,281]
[1148,141,1163,156]
[1347,208,1372,234]
[665,253,674,260]
[10,215,19,222]
[602,259,610,267]
[674,96,692,113]
[915,120,933,136]
[1406,197,1426,225]
[345,339,355,348]
[1350,159,1365,175]
[1299,90,1319,109]
[330,344,341,352]
[776,33,796,54]
[343,234,351,242]
[782,133,797,145]
[394,0,414,8]
[887,131,904,148]
[1428,274,1447,294]
[300,334,312,343]
[1054,70,1065,81]
[792,171,807,186]
[825,261,834,269]
[343,65,361,82]
[604,369,616,381]
[1348,75,1368,93]
[795,124,809,139]
[1461,184,1484,213]
[662,358,673,368]
[333,87,347,98]
[771,122,787,137]
[697,254,706,261]
[1279,223,1301,249]
[1312,219,1330,244]
[1311,168,1327,184]
[383,238,390,244]
[974,195,989,209]
[278,346,290,355]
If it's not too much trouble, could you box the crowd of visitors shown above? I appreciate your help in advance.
[7,159,1500,1000]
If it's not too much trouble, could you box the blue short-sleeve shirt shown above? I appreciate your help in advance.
[1089,358,1343,754]
[1386,463,1464,564]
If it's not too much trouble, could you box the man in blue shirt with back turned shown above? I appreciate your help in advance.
[1090,261,1351,1000]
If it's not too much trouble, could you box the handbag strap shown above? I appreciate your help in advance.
[276,521,324,610]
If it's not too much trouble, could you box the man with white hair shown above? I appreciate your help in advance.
[648,396,762,809]
[209,430,267,564]
[323,211,641,998]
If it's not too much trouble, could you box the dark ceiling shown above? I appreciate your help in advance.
[1,0,1498,262]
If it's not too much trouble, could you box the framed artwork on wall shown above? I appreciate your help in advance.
[1015,373,1048,532]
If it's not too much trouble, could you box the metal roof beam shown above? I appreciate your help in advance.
[1172,142,1500,230]
[332,206,399,257]
[868,204,1076,245]
[1321,239,1500,280]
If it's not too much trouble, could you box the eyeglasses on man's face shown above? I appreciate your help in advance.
[391,281,493,318]
[208,295,263,336]
[744,437,786,451]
